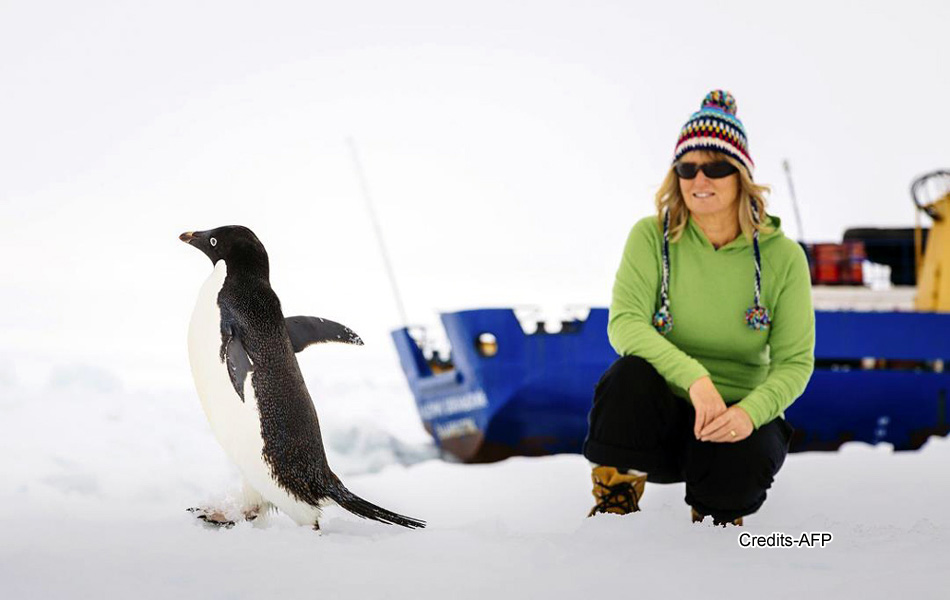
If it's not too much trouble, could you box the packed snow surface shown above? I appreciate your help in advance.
[1,355,946,600]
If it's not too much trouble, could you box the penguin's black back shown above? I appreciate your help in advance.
[218,266,336,506]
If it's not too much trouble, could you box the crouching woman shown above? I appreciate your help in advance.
[583,90,815,526]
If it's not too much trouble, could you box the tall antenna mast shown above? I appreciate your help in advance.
[347,137,409,327]
[782,159,806,242]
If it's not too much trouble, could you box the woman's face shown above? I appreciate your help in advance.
[677,151,740,218]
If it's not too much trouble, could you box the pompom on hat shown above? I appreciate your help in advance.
[672,90,754,178]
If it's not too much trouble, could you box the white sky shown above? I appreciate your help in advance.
[2,0,948,386]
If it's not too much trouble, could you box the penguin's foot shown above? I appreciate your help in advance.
[242,500,277,524]
[187,507,236,529]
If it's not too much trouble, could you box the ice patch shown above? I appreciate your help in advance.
[325,420,439,476]
[48,364,123,393]
[41,471,101,496]
[0,361,16,387]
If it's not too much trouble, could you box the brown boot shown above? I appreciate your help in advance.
[587,466,647,517]
[691,507,743,527]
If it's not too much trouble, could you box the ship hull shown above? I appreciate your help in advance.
[393,308,950,462]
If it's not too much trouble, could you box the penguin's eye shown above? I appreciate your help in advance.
[210,237,217,247]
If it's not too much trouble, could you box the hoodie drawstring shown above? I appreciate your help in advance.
[744,203,771,330]
[652,209,674,334]
[652,206,771,335]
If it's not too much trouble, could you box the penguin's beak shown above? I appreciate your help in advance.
[180,230,218,265]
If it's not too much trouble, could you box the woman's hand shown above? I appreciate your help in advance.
[688,376,727,439]
[699,405,754,442]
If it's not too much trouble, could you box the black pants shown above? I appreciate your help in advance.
[583,356,794,522]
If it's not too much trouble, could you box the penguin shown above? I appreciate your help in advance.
[179,225,424,531]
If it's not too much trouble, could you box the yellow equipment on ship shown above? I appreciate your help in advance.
[913,171,950,312]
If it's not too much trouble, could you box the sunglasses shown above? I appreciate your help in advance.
[674,161,738,179]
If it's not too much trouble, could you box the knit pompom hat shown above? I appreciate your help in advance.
[673,90,754,178]
[653,90,771,336]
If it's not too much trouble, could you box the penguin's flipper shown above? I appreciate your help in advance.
[224,327,252,402]
[285,316,364,352]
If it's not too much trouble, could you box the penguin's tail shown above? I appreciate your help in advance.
[327,479,426,529]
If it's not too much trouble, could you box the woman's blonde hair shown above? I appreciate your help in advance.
[654,151,773,242]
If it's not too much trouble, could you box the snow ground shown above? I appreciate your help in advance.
[1,354,947,600]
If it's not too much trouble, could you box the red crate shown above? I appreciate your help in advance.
[840,241,866,285]
[808,242,865,285]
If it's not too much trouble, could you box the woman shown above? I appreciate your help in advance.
[583,90,815,526]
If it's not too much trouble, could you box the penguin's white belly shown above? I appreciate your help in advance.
[187,260,321,526]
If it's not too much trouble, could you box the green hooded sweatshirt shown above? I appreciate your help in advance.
[608,213,815,429]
